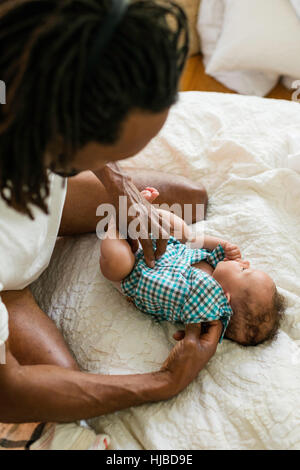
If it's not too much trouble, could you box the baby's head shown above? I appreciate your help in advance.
[213,259,286,346]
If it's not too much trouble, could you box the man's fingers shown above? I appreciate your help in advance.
[185,323,202,339]
[175,322,222,345]
[127,237,139,253]
[140,237,155,268]
[155,238,168,260]
[153,211,170,259]
[173,330,185,341]
[200,320,222,344]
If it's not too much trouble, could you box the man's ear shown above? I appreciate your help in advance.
[225,292,231,303]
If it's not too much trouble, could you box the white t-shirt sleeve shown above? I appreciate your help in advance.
[0,172,67,345]
[0,287,8,345]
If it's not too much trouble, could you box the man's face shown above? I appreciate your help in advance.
[50,108,170,174]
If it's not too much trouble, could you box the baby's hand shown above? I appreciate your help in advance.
[221,241,242,261]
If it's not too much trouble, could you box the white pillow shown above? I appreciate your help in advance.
[206,0,300,79]
[279,1,300,89]
[197,0,278,96]
[281,75,299,90]
[290,0,300,19]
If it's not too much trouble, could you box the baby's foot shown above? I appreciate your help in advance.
[140,187,159,203]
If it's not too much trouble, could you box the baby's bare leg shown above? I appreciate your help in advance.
[100,218,136,282]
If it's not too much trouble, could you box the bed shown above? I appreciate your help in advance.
[31,91,300,450]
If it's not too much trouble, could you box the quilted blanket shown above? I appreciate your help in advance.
[32,92,300,449]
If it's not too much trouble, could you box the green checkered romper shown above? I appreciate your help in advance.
[121,236,233,342]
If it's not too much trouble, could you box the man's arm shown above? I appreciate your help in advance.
[0,320,222,423]
[0,341,170,423]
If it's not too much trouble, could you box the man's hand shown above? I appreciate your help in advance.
[160,321,222,397]
[221,241,242,261]
[94,163,171,267]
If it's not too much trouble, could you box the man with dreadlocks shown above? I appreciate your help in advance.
[0,0,222,448]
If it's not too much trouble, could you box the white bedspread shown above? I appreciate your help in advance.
[32,92,300,450]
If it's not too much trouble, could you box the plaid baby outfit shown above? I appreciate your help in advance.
[121,236,233,342]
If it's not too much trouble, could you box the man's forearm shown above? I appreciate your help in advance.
[0,352,172,423]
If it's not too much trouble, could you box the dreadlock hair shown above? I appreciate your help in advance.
[225,287,286,347]
[0,0,189,217]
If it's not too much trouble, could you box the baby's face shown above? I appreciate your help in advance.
[212,259,275,306]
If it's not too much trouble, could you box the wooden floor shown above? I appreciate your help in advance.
[180,54,291,101]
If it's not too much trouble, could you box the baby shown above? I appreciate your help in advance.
[100,188,285,346]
